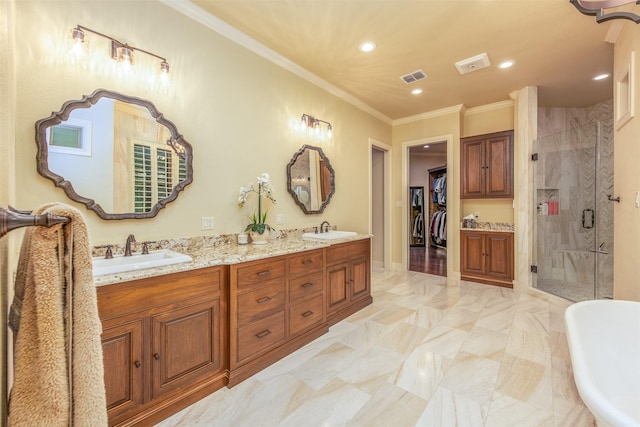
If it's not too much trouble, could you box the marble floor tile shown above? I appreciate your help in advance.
[157,269,594,427]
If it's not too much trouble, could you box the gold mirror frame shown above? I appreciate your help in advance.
[286,144,335,214]
[35,89,193,220]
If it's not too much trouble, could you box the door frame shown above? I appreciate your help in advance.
[369,138,392,269]
[402,134,453,274]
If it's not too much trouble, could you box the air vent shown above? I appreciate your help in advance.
[455,53,491,75]
[400,69,427,84]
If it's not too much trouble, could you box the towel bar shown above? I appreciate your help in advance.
[0,206,70,239]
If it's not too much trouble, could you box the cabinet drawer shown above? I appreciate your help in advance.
[236,258,286,289]
[288,294,324,336]
[326,239,369,264]
[289,272,323,302]
[288,249,323,276]
[237,311,285,362]
[237,282,286,326]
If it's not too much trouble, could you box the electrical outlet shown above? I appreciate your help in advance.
[201,216,214,230]
[276,213,285,225]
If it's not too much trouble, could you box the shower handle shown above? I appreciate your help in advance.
[582,208,594,229]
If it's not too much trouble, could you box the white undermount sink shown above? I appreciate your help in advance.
[302,230,358,241]
[92,249,193,276]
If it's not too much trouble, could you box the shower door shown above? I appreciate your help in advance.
[532,122,614,301]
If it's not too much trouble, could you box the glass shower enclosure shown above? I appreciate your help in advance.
[533,122,614,301]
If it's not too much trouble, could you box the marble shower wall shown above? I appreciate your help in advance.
[535,100,613,300]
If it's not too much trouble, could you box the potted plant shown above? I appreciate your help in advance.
[238,172,276,244]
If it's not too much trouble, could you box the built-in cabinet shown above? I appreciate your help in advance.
[97,266,227,427]
[461,130,514,199]
[99,239,372,425]
[325,239,372,325]
[460,230,514,288]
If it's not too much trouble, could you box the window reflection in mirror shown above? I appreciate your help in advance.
[36,89,193,220]
[286,145,334,214]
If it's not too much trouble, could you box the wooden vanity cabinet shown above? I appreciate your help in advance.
[228,248,328,386]
[97,266,227,427]
[325,239,372,325]
[460,230,513,288]
[461,130,513,198]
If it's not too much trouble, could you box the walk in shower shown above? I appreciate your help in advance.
[533,121,614,301]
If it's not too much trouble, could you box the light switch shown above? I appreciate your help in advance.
[276,213,285,225]
[201,216,214,230]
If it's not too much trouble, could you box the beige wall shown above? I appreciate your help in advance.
[613,23,640,301]
[12,1,391,248]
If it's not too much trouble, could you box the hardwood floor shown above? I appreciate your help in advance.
[409,245,447,276]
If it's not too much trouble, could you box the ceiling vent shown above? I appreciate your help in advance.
[455,53,491,75]
[400,69,427,84]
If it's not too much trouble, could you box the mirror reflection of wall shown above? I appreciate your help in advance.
[286,145,335,214]
[37,89,193,220]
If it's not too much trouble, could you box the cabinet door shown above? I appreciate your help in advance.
[461,139,485,198]
[485,233,513,281]
[461,232,486,276]
[350,256,370,302]
[326,261,350,315]
[151,299,221,400]
[485,133,513,197]
[101,319,144,421]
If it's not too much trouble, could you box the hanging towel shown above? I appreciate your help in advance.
[9,203,107,427]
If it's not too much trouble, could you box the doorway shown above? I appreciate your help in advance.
[370,139,391,270]
[408,142,447,276]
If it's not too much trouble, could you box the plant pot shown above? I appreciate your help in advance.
[249,228,270,245]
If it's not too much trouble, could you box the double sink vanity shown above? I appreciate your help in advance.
[93,231,371,427]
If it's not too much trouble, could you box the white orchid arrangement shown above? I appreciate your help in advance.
[238,172,277,234]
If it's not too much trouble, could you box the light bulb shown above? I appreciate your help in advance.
[68,27,87,57]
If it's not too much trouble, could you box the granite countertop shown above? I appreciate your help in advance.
[460,221,514,232]
[93,231,371,287]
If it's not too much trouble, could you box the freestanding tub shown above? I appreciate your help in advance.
[565,300,640,427]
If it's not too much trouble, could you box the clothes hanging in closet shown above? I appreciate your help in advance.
[430,210,447,244]
[432,174,446,205]
[412,213,423,238]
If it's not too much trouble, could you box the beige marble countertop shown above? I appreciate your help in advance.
[93,232,371,287]
[460,227,514,233]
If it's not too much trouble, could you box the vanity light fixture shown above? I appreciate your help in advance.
[570,0,640,23]
[301,114,333,138]
[68,25,170,78]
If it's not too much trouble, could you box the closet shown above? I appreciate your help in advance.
[428,165,447,248]
[409,187,425,246]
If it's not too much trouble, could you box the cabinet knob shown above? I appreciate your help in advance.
[134,361,141,368]
[153,353,160,360]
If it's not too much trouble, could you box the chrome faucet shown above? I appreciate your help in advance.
[124,234,136,256]
[319,220,331,233]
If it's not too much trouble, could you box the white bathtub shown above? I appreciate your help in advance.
[565,300,640,427]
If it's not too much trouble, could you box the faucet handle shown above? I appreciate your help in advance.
[141,241,156,255]
[95,244,113,259]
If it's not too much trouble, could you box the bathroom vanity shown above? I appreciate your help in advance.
[96,236,371,426]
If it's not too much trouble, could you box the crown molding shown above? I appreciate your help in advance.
[392,104,465,126]
[464,99,514,116]
[159,0,393,125]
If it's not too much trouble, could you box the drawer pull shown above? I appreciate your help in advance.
[301,282,314,289]
[153,353,160,361]
[134,361,141,368]
[257,270,271,276]
[255,329,272,339]
[302,310,314,318]
[257,296,272,304]
[302,259,313,265]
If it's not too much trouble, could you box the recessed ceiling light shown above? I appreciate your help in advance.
[359,41,376,53]
[423,145,430,148]
[593,73,610,81]
[498,60,515,69]
[411,88,423,95]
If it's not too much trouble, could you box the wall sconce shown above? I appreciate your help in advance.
[570,0,640,23]
[301,114,333,139]
[69,25,170,80]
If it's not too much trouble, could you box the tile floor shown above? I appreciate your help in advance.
[157,267,595,427]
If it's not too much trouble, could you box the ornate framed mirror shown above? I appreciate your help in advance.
[35,89,193,220]
[286,144,335,214]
